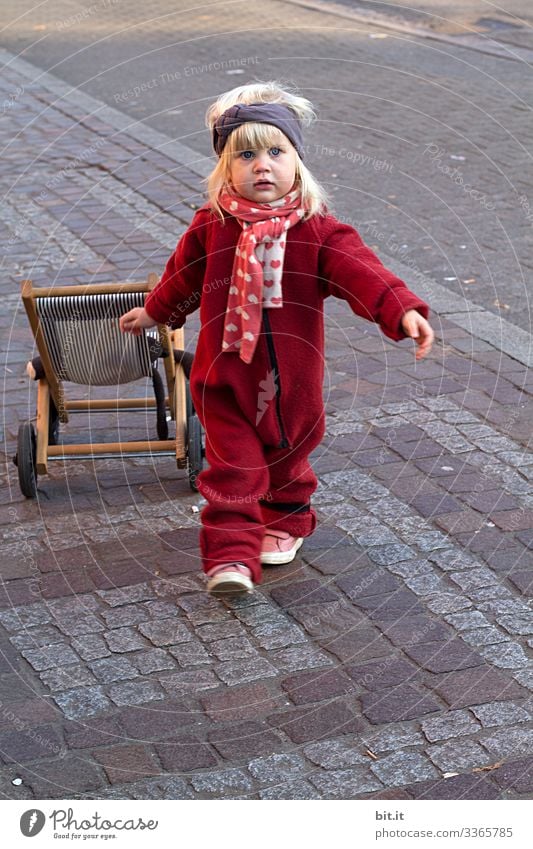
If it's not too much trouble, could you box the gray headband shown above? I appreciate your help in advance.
[213,102,305,159]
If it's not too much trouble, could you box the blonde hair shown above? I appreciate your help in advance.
[204,80,330,221]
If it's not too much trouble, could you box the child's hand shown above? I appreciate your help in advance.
[401,310,434,360]
[119,307,156,336]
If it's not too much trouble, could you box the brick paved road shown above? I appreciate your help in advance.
[1,0,532,333]
[0,6,532,801]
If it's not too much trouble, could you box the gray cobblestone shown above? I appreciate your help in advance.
[0,603,52,631]
[132,649,177,674]
[479,599,531,615]
[187,607,233,627]
[39,664,97,691]
[405,411,437,425]
[169,641,211,666]
[321,470,387,499]
[425,593,473,615]
[248,753,306,783]
[367,544,414,566]
[159,669,219,696]
[513,670,533,690]
[481,728,533,759]
[55,614,106,637]
[48,596,101,616]
[430,550,479,571]
[477,643,529,668]
[461,627,511,647]
[97,583,156,606]
[470,702,531,727]
[9,625,65,651]
[404,573,446,595]
[269,645,334,673]
[309,767,383,798]
[138,619,192,646]
[338,520,399,547]
[444,611,490,630]
[421,710,481,742]
[142,601,181,619]
[259,779,321,799]
[21,643,80,671]
[496,613,533,636]
[389,508,432,543]
[86,776,194,800]
[368,497,409,522]
[252,622,307,650]
[71,634,111,661]
[304,738,369,768]
[196,622,247,642]
[53,686,112,719]
[385,559,433,579]
[449,568,500,592]
[410,532,450,552]
[319,503,363,522]
[383,401,420,415]
[210,637,258,661]
[370,751,440,786]
[89,656,139,683]
[215,658,278,686]
[427,740,492,771]
[469,586,513,602]
[104,628,150,653]
[223,593,270,610]
[100,606,149,627]
[234,606,286,628]
[108,679,166,706]
[440,411,477,425]
[191,769,254,795]
[9,626,65,650]
[361,726,426,753]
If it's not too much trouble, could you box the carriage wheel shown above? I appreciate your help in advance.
[16,422,38,498]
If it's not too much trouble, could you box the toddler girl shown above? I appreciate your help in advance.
[120,80,434,596]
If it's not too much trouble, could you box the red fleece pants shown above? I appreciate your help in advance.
[196,400,323,585]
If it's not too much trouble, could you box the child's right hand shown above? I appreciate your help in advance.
[119,307,157,336]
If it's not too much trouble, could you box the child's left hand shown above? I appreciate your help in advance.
[401,310,434,360]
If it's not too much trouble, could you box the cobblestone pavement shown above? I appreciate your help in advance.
[1,0,533,333]
[1,19,533,801]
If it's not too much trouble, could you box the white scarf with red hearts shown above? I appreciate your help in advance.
[217,186,307,364]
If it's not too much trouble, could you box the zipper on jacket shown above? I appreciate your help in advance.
[262,310,290,449]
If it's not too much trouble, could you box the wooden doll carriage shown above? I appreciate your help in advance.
[13,277,203,498]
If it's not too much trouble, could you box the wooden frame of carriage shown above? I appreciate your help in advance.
[13,276,203,498]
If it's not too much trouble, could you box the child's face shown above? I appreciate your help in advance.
[228,131,297,203]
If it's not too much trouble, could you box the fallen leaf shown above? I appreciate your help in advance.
[472,761,504,773]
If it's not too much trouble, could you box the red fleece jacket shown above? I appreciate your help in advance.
[145,204,430,448]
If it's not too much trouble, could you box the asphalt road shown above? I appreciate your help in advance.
[1,0,532,333]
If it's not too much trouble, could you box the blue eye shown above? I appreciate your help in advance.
[270,147,281,156]
[241,150,254,159]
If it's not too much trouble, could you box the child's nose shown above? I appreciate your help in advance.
[253,151,270,169]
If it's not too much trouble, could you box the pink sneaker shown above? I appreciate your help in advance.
[261,530,304,565]
[206,563,253,596]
